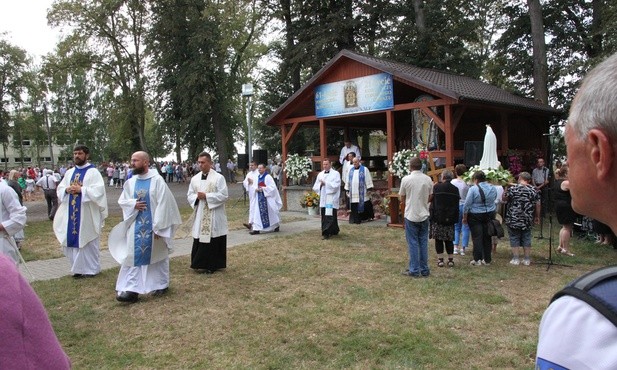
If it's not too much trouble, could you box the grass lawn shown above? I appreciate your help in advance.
[31,221,615,369]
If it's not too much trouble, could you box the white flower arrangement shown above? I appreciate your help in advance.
[463,165,514,186]
[284,153,312,182]
[388,146,427,178]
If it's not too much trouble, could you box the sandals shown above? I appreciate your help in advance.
[447,259,455,267]
[437,258,445,267]
[557,247,575,256]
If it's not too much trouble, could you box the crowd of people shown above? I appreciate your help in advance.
[3,53,617,368]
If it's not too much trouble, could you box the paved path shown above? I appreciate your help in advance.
[19,177,388,281]
[19,211,320,282]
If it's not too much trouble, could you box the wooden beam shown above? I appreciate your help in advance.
[280,115,318,125]
[386,110,395,189]
[393,98,452,111]
[319,119,327,162]
[444,105,454,166]
[421,106,445,132]
[283,122,301,145]
[281,125,289,210]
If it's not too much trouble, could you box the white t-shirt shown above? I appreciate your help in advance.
[399,171,433,222]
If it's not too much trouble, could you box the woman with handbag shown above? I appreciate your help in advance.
[429,170,460,267]
[463,171,497,266]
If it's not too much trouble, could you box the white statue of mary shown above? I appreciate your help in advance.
[479,124,501,169]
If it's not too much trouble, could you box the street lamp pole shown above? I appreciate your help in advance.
[242,83,254,164]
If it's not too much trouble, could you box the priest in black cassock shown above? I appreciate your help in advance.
[312,159,341,239]
[186,152,229,274]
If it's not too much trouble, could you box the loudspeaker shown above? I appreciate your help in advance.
[252,149,268,166]
[237,154,248,170]
[464,141,483,167]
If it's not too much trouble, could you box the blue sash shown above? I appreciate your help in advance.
[66,164,95,248]
[257,174,270,228]
[133,178,153,266]
[348,165,366,212]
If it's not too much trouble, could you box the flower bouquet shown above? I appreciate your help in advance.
[284,153,312,183]
[300,191,320,209]
[388,146,428,178]
[462,165,514,186]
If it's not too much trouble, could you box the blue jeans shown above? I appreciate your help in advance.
[405,218,430,276]
[454,204,470,248]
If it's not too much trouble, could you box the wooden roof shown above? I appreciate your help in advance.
[266,49,561,125]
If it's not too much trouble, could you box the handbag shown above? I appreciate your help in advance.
[477,184,504,237]
[487,218,505,237]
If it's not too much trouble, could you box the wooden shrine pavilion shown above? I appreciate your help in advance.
[265,49,561,211]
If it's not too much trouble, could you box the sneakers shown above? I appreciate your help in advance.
[459,249,466,256]
[481,260,490,266]
[522,259,531,266]
[509,258,520,266]
[470,260,481,266]
[453,248,459,255]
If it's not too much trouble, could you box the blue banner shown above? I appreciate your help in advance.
[315,73,393,118]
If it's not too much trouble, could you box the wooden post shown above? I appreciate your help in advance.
[386,110,395,189]
[319,119,327,162]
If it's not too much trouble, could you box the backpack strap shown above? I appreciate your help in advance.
[551,266,617,327]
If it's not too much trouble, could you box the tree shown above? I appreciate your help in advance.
[48,0,151,156]
[527,0,549,104]
[149,0,267,171]
[0,37,30,170]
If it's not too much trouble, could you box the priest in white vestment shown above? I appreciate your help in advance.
[186,152,229,273]
[248,164,282,234]
[242,161,259,230]
[344,157,374,224]
[110,151,181,303]
[53,145,108,277]
[312,159,341,239]
[0,181,27,265]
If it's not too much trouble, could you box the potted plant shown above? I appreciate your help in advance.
[300,190,320,215]
[284,153,312,185]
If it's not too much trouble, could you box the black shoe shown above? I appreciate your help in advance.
[243,223,252,230]
[249,230,260,235]
[151,288,168,296]
[72,273,84,278]
[322,234,330,240]
[274,226,280,232]
[116,291,139,303]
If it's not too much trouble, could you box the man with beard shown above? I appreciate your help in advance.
[185,152,229,273]
[312,159,341,239]
[53,144,108,278]
[109,151,181,303]
[247,164,282,234]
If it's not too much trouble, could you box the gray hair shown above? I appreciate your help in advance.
[441,169,454,181]
[518,171,532,182]
[568,53,617,140]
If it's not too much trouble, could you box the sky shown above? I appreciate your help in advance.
[0,0,60,61]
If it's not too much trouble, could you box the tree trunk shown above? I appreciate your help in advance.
[527,0,549,104]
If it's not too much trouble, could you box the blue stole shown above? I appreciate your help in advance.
[257,173,270,228]
[67,164,95,248]
[133,178,153,266]
[348,165,366,212]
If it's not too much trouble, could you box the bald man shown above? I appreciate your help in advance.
[109,151,182,303]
